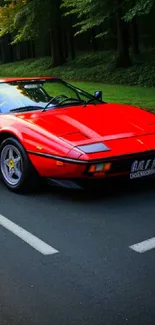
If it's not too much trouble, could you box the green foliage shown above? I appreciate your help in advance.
[0,0,23,37]
[0,0,56,44]
[62,0,155,39]
[74,82,155,112]
[0,49,155,89]
[12,1,39,43]
[125,0,155,21]
[61,0,114,36]
[0,49,155,110]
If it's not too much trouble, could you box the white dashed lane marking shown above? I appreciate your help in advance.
[130,237,155,253]
[0,214,59,255]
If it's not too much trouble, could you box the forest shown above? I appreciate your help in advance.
[0,0,155,88]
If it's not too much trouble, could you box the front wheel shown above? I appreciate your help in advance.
[0,137,40,193]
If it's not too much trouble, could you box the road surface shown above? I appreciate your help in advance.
[0,178,155,325]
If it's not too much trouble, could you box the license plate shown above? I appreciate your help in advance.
[130,158,155,179]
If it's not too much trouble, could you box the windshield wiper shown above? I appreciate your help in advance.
[10,105,43,113]
[42,97,85,112]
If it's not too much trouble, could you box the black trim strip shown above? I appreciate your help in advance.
[27,149,155,165]
[27,150,87,164]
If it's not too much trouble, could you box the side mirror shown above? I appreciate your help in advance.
[94,91,102,101]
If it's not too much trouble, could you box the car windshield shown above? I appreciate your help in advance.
[0,78,103,114]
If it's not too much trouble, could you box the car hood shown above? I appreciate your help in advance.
[16,103,155,146]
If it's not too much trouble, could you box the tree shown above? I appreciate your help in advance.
[115,3,131,67]
[0,0,74,66]
[124,0,155,56]
[124,0,155,20]
[62,0,132,67]
[130,17,140,56]
[0,0,155,67]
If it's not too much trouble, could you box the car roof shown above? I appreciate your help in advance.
[0,76,58,83]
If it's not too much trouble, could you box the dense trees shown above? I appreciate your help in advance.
[0,0,155,67]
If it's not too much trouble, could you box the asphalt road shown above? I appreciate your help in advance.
[1,177,155,325]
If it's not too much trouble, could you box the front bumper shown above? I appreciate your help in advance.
[44,150,155,189]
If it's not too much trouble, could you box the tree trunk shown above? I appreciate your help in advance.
[130,17,140,56]
[68,29,75,60]
[51,26,66,67]
[63,32,69,61]
[67,15,75,60]
[91,28,98,52]
[116,7,131,67]
[19,42,26,60]
[0,34,13,63]
[49,0,66,68]
[70,32,75,60]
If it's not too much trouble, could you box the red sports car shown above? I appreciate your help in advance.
[0,76,155,193]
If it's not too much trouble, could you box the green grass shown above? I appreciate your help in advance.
[71,82,155,111]
[0,49,155,111]
[0,48,155,87]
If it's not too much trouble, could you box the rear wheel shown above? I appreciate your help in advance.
[0,137,40,193]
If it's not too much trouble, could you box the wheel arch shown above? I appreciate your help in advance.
[0,132,41,193]
[0,129,24,147]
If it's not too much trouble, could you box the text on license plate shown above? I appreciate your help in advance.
[130,158,155,179]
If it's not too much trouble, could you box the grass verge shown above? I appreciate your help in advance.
[71,82,155,111]
[0,49,155,87]
[0,50,155,111]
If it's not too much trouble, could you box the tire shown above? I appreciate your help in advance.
[0,137,40,193]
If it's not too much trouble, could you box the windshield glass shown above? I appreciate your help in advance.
[0,79,102,114]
